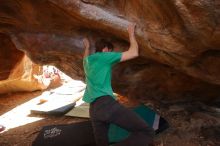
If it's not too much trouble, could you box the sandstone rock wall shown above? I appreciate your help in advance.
[0,34,48,94]
[0,0,220,102]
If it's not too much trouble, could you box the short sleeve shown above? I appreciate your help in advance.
[100,52,122,65]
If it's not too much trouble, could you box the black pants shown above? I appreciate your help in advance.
[89,95,154,146]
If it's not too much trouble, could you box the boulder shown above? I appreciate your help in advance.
[0,0,220,102]
[0,34,48,94]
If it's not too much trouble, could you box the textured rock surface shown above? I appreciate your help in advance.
[0,34,24,80]
[0,34,49,94]
[0,0,220,101]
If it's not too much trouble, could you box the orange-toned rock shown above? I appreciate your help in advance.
[0,34,24,81]
[0,55,49,94]
[0,34,49,94]
[0,0,220,102]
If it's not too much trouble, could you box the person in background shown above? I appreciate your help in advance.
[0,124,5,132]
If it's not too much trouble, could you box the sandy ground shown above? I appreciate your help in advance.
[0,90,88,146]
[0,85,220,146]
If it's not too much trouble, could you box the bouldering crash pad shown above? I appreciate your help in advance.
[32,121,96,146]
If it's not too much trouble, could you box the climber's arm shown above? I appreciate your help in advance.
[83,38,90,58]
[121,23,139,62]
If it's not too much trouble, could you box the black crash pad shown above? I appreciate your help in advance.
[32,121,96,146]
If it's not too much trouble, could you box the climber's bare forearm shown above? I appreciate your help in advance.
[121,23,139,62]
[83,38,90,58]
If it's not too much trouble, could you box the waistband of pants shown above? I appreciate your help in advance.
[90,95,113,106]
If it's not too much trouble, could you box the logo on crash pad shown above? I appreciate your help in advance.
[44,127,62,139]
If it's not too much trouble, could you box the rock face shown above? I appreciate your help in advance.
[0,0,220,103]
[0,34,48,94]
[0,34,24,81]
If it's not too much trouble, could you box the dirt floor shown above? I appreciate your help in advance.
[0,90,87,146]
[0,89,220,146]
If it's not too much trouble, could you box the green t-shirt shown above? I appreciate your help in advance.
[83,52,122,103]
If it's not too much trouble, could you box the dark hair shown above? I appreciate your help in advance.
[95,39,114,52]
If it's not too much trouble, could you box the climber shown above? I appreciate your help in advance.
[0,124,5,133]
[82,23,154,146]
